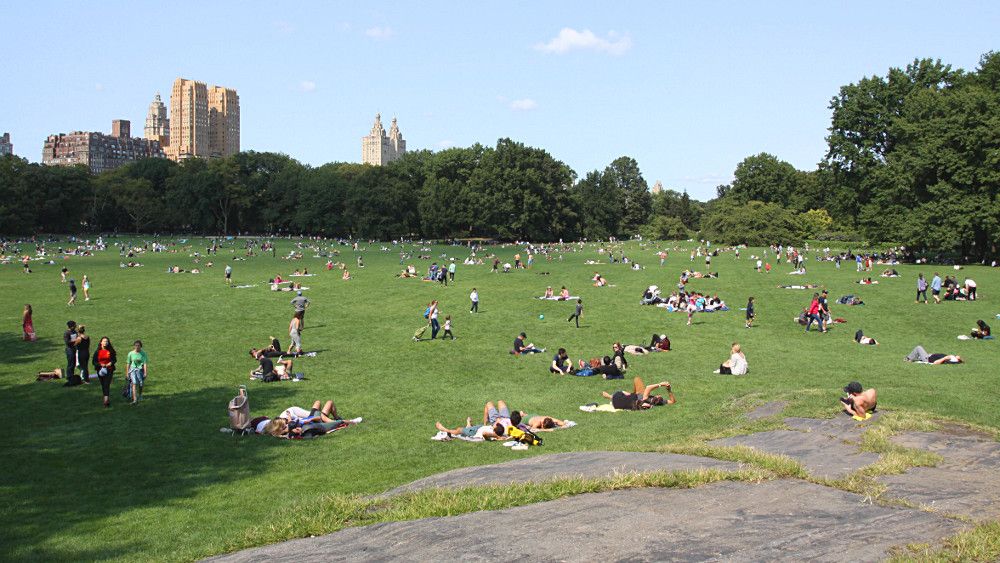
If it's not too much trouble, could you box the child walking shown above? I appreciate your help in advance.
[443,315,455,340]
[745,296,756,328]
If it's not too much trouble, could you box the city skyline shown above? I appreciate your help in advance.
[3,1,999,199]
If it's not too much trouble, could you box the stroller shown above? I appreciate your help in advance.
[223,385,253,435]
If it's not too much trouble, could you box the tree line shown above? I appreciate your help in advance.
[0,139,702,242]
[1,51,997,259]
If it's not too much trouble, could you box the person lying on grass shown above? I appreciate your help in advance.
[904,345,963,364]
[435,418,507,440]
[600,377,676,410]
[854,330,879,345]
[264,400,361,438]
[840,381,877,420]
[514,412,572,432]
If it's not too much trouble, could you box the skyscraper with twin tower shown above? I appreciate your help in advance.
[362,113,405,165]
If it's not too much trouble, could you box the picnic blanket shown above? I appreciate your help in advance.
[431,431,484,442]
[579,403,620,413]
[536,296,579,301]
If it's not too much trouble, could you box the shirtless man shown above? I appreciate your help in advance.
[515,413,571,432]
[840,381,877,420]
[435,418,506,440]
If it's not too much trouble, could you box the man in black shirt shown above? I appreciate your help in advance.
[512,332,544,354]
[601,379,675,410]
[63,321,80,386]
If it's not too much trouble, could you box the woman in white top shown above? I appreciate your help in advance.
[716,343,747,375]
[964,278,977,300]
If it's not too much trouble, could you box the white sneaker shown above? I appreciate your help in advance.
[348,417,363,424]
[713,369,721,374]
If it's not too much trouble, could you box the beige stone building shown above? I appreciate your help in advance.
[362,113,406,165]
[651,180,663,194]
[165,77,239,161]
[0,132,12,156]
[144,92,169,146]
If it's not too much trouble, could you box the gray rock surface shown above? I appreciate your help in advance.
[387,451,743,495]
[207,480,963,563]
[708,415,881,479]
[879,430,1000,519]
[746,400,787,420]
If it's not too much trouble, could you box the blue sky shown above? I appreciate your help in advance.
[3,1,998,200]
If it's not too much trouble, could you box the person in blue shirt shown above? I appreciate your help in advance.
[931,272,942,304]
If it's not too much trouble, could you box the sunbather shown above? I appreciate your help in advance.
[904,345,963,364]
[600,377,675,410]
[434,418,506,440]
[840,381,877,419]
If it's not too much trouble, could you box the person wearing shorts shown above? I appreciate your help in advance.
[126,340,148,404]
[288,316,303,354]
[483,400,511,426]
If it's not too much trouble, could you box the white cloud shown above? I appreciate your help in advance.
[299,80,317,92]
[535,28,632,55]
[509,98,538,111]
[365,26,393,40]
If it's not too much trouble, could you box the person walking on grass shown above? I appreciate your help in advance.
[22,304,36,342]
[290,290,309,329]
[745,296,756,328]
[92,336,116,408]
[428,300,441,339]
[288,315,303,355]
[567,298,583,328]
[82,275,91,301]
[225,263,232,286]
[931,272,942,304]
[469,288,479,313]
[126,340,148,404]
[916,273,928,303]
[805,293,824,332]
[442,315,455,340]
[67,279,77,306]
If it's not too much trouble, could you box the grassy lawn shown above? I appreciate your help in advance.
[1,238,998,561]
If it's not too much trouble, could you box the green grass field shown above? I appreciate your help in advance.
[2,238,998,561]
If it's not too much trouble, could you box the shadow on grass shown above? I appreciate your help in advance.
[0,332,61,366]
[0,382,297,561]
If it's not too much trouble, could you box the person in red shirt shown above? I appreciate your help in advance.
[91,336,117,408]
[805,293,825,333]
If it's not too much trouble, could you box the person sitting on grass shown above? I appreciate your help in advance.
[840,381,877,420]
[714,342,748,374]
[434,418,507,441]
[250,349,294,381]
[550,348,574,374]
[600,378,676,410]
[971,319,991,339]
[592,272,607,287]
[854,330,879,346]
[543,286,554,298]
[512,332,544,354]
[559,286,570,300]
[904,345,964,364]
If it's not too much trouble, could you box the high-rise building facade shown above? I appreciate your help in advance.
[144,92,169,146]
[208,86,240,158]
[42,120,164,174]
[362,113,406,165]
[164,78,239,161]
[0,132,12,156]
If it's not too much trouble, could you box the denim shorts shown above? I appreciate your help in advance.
[128,368,145,387]
[487,405,510,424]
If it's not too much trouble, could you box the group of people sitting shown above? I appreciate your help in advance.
[540,286,573,300]
[548,336,672,378]
[650,289,728,313]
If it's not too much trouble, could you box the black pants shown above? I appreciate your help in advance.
[65,349,79,385]
[719,364,733,374]
[98,370,113,397]
[568,313,580,327]
[443,329,454,340]
[969,287,977,300]
[470,301,478,312]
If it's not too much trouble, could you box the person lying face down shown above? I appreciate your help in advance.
[840,381,877,418]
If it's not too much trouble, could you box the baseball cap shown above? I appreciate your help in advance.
[844,381,863,394]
